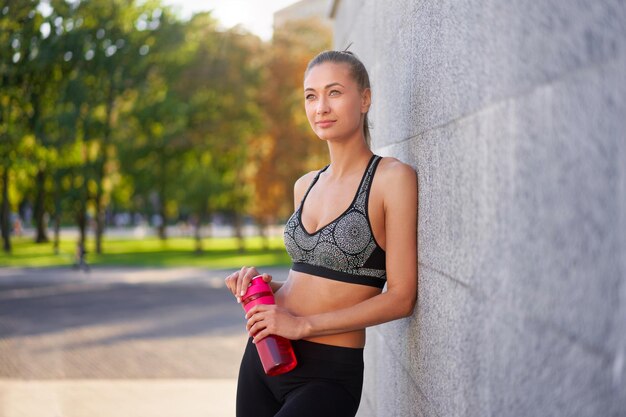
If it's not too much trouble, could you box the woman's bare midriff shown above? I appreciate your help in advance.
[274,269,382,348]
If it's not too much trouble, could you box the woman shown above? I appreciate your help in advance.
[225,50,418,417]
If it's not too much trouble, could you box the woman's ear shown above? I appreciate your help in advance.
[361,88,371,113]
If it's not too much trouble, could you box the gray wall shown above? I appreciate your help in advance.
[330,1,626,416]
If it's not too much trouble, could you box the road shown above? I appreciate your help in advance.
[0,266,289,417]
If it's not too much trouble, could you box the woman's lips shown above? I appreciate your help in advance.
[316,120,336,128]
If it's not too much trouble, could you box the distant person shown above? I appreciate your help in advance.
[225,49,418,417]
[73,243,90,272]
[13,217,22,236]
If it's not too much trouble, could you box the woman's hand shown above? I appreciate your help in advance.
[224,266,272,303]
[245,304,310,343]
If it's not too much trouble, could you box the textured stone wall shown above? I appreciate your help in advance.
[330,1,626,416]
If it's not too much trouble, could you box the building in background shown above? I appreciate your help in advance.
[273,0,332,32]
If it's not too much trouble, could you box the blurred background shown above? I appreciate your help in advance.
[0,1,332,416]
[0,0,333,264]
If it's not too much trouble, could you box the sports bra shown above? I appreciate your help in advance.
[283,154,386,288]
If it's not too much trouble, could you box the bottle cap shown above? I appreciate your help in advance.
[242,275,272,299]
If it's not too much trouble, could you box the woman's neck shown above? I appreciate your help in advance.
[326,139,373,178]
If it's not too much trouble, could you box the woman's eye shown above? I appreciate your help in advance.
[329,90,341,96]
[305,94,315,100]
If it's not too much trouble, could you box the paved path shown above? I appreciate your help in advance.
[0,266,289,417]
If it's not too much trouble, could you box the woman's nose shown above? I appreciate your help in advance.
[316,97,329,114]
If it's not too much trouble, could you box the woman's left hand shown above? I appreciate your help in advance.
[245,305,309,343]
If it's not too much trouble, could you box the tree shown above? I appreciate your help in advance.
[63,0,162,253]
[171,16,266,251]
[1,1,337,260]
[248,19,332,247]
[0,0,47,252]
[118,7,190,239]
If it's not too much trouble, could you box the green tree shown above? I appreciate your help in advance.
[0,0,47,252]
[198,28,264,252]
[117,7,189,239]
[65,0,162,253]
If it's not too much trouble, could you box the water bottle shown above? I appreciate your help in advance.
[241,275,297,376]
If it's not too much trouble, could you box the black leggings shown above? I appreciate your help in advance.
[236,337,364,417]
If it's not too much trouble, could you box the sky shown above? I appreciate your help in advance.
[161,0,300,41]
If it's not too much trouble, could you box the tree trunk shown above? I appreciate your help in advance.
[95,80,115,254]
[194,216,202,254]
[77,140,89,261]
[194,199,209,254]
[94,184,105,254]
[51,177,61,255]
[1,166,12,253]
[33,168,49,243]
[77,208,87,257]
[53,210,61,255]
[257,219,269,250]
[158,203,167,240]
[28,84,48,244]
[234,212,245,253]
[157,150,167,240]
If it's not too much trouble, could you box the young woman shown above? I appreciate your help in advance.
[225,50,418,417]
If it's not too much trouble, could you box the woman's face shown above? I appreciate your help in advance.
[303,62,370,142]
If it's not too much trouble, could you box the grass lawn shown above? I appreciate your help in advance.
[0,235,291,269]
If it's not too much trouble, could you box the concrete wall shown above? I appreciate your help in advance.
[330,1,626,416]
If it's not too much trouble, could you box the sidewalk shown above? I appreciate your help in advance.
[0,265,290,287]
[0,379,237,417]
[0,266,289,417]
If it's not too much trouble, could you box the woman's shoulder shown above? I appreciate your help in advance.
[374,156,417,200]
[293,170,320,202]
[294,170,319,190]
[376,156,416,181]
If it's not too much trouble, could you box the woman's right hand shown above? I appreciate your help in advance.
[224,266,273,303]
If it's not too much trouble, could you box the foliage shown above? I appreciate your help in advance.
[0,0,333,257]
[249,19,332,224]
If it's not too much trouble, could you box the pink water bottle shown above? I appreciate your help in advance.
[241,275,297,376]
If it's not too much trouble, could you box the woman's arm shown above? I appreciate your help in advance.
[246,160,418,342]
[224,170,318,301]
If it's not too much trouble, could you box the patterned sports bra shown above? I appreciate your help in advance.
[283,154,386,288]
